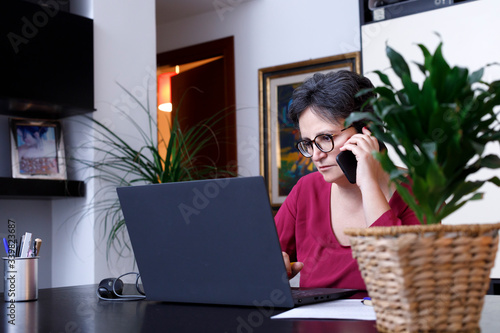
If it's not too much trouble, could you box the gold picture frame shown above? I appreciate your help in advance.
[258,52,361,207]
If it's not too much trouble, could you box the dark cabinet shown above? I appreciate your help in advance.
[359,0,474,25]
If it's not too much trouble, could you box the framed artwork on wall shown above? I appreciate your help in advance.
[258,52,361,207]
[9,118,67,180]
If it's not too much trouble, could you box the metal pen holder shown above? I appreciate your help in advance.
[3,257,38,302]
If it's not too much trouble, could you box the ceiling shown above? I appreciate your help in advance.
[156,0,255,25]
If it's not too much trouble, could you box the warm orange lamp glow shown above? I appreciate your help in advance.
[158,71,177,112]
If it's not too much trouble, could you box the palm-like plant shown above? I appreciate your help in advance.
[347,41,500,224]
[71,83,236,259]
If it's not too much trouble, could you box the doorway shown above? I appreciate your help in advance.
[156,36,237,176]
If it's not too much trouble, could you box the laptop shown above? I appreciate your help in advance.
[117,176,357,308]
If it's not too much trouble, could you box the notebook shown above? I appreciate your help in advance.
[117,176,357,308]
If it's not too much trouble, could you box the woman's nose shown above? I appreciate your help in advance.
[311,145,328,161]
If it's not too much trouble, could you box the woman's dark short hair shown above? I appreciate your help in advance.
[288,70,375,130]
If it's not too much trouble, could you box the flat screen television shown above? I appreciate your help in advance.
[0,0,94,118]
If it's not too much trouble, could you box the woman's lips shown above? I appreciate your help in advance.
[318,165,334,171]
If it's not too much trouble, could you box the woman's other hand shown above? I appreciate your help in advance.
[282,251,303,279]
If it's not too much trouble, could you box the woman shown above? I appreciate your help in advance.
[275,70,420,290]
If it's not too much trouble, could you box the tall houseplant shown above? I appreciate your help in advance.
[344,42,500,332]
[71,83,236,260]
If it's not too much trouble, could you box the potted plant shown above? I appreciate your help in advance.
[344,41,500,332]
[70,83,237,260]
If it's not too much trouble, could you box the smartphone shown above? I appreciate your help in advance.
[336,136,386,184]
[336,150,358,184]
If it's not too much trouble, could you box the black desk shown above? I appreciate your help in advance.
[1,285,500,332]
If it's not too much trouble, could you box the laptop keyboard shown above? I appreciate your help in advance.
[291,289,332,298]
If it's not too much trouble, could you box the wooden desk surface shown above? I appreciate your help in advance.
[1,285,499,332]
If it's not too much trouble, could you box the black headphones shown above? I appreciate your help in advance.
[96,272,146,301]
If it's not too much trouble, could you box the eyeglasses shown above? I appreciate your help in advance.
[295,127,351,158]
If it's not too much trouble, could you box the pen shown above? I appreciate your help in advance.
[287,262,297,277]
[362,297,372,306]
[35,238,42,256]
[18,235,25,257]
[3,238,8,255]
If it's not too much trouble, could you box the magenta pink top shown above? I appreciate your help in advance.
[275,171,420,290]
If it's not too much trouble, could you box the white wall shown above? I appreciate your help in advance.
[51,0,157,287]
[50,0,94,289]
[157,0,361,177]
[91,0,157,283]
[361,0,500,277]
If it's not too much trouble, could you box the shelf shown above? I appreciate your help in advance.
[0,98,95,120]
[0,177,85,199]
[360,0,475,25]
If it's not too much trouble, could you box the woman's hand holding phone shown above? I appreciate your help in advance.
[339,127,393,225]
[338,127,385,188]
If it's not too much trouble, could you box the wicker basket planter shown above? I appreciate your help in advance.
[345,223,500,333]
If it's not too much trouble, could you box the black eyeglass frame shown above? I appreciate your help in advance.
[295,126,352,158]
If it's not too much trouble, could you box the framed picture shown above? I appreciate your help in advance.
[9,118,67,180]
[259,52,361,207]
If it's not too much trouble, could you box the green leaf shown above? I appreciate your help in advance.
[480,155,500,169]
[419,78,439,126]
[394,182,426,224]
[344,111,379,127]
[443,66,469,101]
[401,73,420,105]
[487,176,500,187]
[446,180,485,208]
[429,43,451,100]
[414,62,426,75]
[372,70,393,87]
[469,67,484,85]
[386,44,411,80]
[437,201,467,221]
[376,151,406,181]
[355,87,376,98]
[469,192,484,201]
[372,86,398,102]
[416,43,432,71]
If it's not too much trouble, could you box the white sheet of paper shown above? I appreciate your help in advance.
[271,299,376,321]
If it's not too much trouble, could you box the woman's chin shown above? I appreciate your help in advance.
[319,169,346,184]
